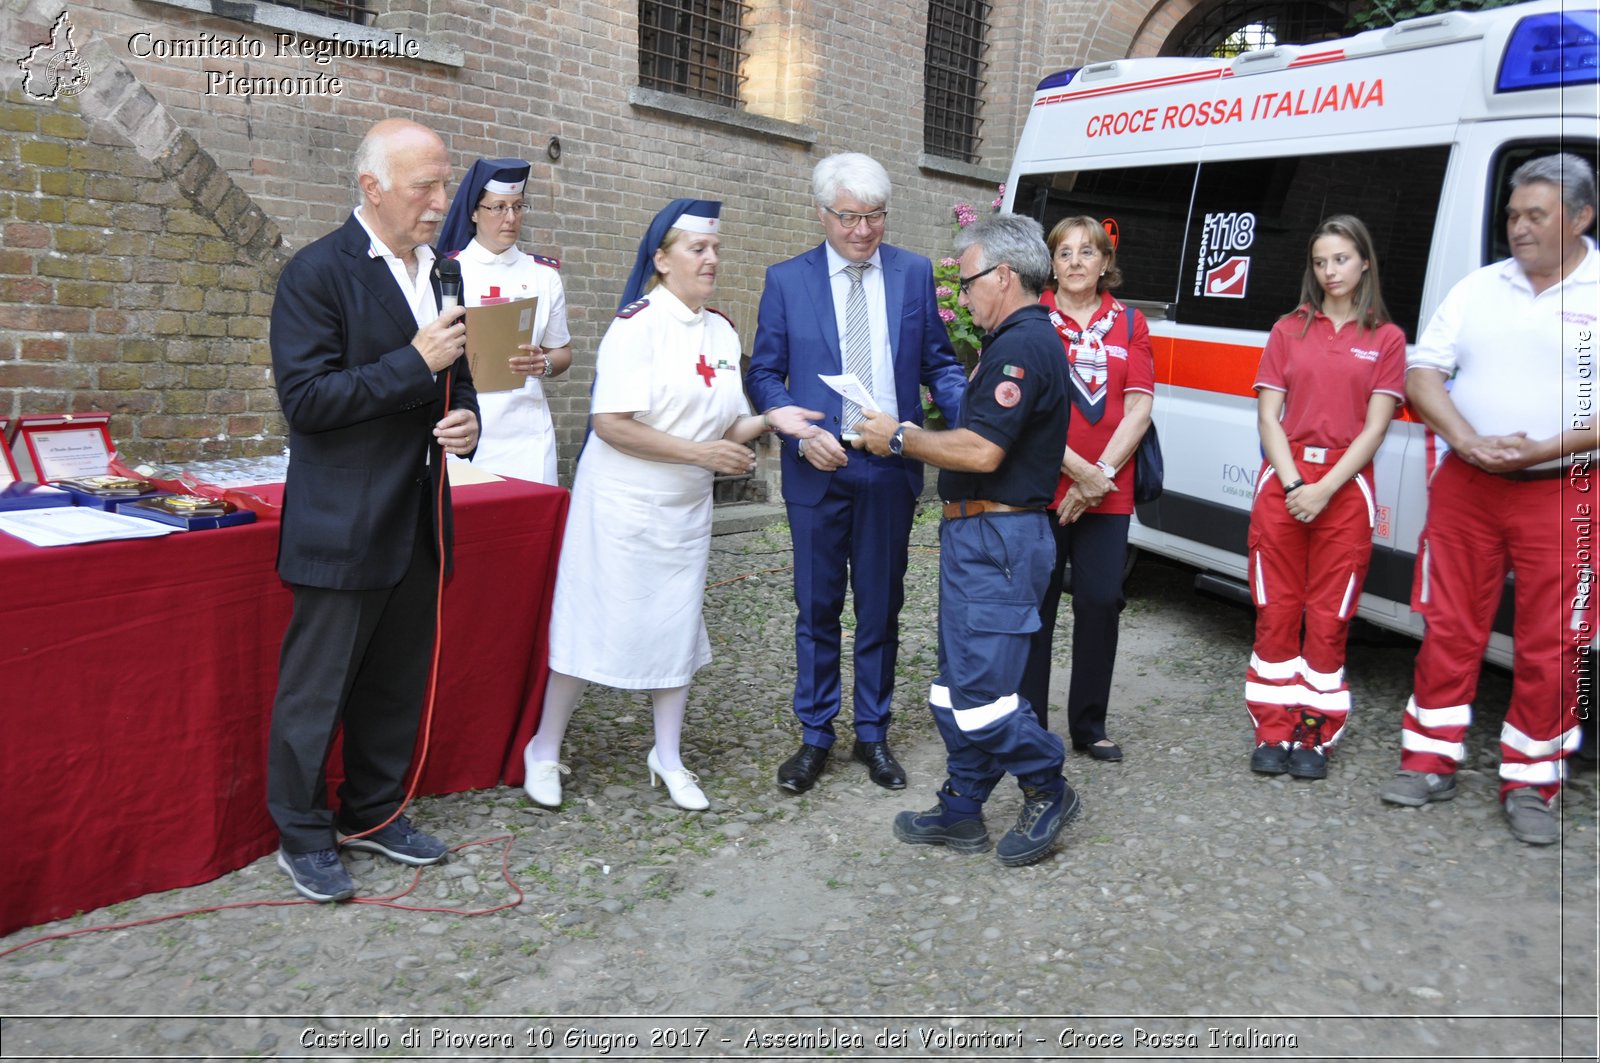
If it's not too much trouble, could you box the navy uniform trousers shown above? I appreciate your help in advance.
[931,510,1066,802]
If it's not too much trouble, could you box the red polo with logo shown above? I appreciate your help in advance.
[1245,310,1406,753]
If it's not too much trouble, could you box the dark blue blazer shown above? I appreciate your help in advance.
[747,242,965,506]
[269,213,479,590]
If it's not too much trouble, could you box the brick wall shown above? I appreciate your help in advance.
[0,30,287,465]
[2,0,1164,479]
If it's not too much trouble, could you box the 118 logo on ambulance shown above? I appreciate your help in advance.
[1194,211,1256,299]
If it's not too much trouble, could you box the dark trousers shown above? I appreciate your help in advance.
[1019,512,1130,745]
[785,453,916,748]
[931,512,1066,803]
[266,496,440,851]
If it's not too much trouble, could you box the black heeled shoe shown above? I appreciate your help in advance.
[1074,739,1124,762]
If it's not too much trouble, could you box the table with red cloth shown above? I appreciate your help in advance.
[0,478,567,937]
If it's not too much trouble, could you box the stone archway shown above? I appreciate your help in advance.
[1127,0,1209,58]
[1128,0,1359,58]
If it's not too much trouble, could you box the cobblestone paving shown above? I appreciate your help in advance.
[3,509,1596,1061]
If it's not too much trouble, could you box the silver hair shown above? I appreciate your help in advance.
[954,213,1053,296]
[352,127,393,192]
[812,153,891,209]
[1511,152,1597,216]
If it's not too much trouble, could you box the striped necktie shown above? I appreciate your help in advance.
[842,261,872,432]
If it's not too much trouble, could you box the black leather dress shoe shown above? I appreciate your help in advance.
[852,740,907,789]
[778,743,829,793]
[1074,739,1124,762]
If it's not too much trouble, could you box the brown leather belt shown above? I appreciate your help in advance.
[941,499,1041,519]
[1498,465,1566,482]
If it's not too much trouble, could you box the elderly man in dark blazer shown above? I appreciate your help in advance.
[748,153,966,795]
[266,118,479,902]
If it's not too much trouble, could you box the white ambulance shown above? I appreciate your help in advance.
[1004,0,1598,666]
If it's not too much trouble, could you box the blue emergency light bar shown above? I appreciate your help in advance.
[1496,9,1599,92]
[1036,68,1080,91]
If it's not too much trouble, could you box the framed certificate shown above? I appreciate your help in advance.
[0,419,16,487]
[11,413,114,483]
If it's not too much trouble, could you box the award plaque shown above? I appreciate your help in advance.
[10,413,114,482]
[117,494,257,531]
[53,475,163,511]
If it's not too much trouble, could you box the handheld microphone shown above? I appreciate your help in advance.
[436,256,462,312]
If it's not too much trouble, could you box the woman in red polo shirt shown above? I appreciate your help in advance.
[1019,215,1154,762]
[1246,215,1406,780]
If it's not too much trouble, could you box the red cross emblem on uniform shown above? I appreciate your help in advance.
[695,353,717,387]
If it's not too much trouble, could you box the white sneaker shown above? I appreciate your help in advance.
[522,744,568,808]
[648,748,708,811]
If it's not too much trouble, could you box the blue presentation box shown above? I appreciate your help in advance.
[116,495,258,531]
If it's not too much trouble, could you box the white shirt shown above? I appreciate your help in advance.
[353,207,439,328]
[1409,237,1598,471]
[824,243,899,417]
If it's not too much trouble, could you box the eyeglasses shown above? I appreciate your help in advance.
[824,206,889,229]
[1054,247,1102,261]
[477,202,528,217]
[956,263,1001,291]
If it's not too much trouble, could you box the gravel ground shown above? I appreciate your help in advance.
[3,506,1597,1061]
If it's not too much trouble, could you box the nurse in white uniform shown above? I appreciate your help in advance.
[438,158,572,483]
[521,199,820,810]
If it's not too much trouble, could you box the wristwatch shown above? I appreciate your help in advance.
[889,425,906,456]
[1095,459,1116,479]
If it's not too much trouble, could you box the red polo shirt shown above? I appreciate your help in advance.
[1254,308,1406,448]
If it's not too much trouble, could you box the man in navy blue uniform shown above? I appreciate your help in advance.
[748,154,966,794]
[856,213,1077,866]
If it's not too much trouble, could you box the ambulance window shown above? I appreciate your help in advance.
[1012,163,1199,310]
[1177,145,1450,339]
[1485,143,1600,265]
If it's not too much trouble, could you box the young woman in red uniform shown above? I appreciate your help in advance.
[1246,215,1406,779]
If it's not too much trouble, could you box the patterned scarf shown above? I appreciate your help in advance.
[1046,296,1123,425]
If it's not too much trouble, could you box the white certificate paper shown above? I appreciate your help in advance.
[29,426,112,481]
[818,372,880,413]
[0,507,175,547]
[818,372,880,438]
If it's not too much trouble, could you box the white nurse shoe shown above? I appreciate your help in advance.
[647,748,708,811]
[522,745,569,808]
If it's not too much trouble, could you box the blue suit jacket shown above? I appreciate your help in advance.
[269,213,479,590]
[747,242,965,505]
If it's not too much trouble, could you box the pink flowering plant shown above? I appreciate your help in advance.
[925,185,1003,424]
[933,184,1004,366]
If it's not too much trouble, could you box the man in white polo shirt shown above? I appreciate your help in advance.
[1380,153,1597,845]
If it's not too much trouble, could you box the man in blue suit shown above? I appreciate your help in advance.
[267,118,479,902]
[748,153,966,793]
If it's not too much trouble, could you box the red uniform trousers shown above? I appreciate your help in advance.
[1246,447,1376,752]
[1403,455,1586,798]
